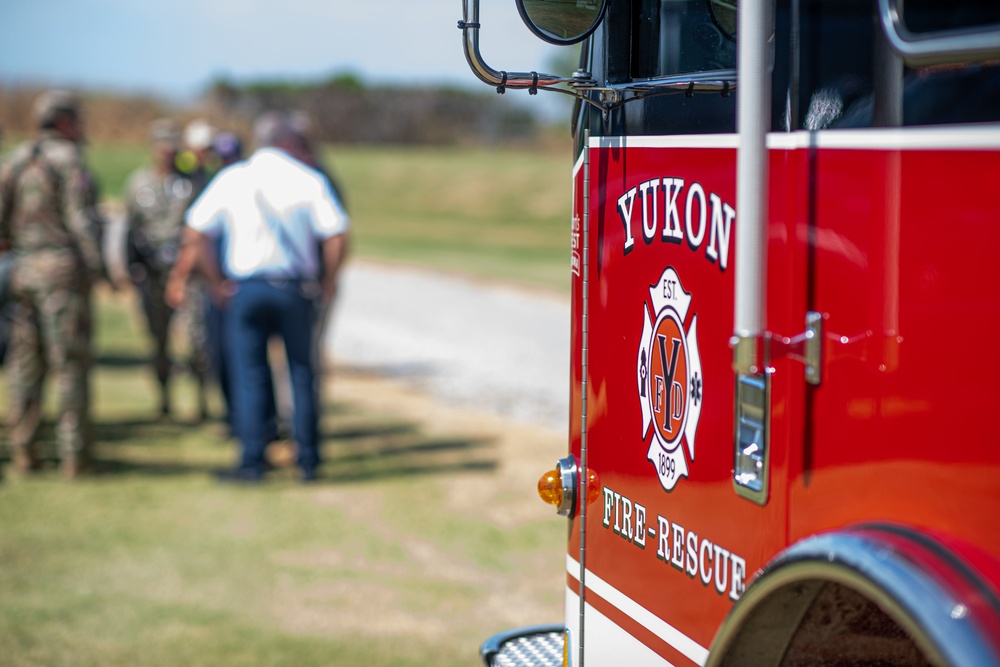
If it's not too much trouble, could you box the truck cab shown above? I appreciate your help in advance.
[460,2,1000,665]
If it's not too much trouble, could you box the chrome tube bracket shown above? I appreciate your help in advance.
[878,0,1000,67]
[554,455,579,518]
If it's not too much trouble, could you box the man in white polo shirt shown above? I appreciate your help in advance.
[166,112,349,483]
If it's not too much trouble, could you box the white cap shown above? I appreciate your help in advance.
[184,118,215,151]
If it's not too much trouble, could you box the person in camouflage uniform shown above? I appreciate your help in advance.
[0,90,108,479]
[178,119,216,421]
[124,118,205,419]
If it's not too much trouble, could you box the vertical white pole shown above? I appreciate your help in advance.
[733,0,772,371]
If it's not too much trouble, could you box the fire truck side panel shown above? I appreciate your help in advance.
[566,100,1000,667]
[788,131,1000,580]
[548,1,1000,665]
[566,137,801,665]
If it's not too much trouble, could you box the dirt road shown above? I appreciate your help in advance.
[326,261,571,435]
[320,262,573,647]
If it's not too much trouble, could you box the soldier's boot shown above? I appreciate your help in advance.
[9,394,43,475]
[57,407,95,481]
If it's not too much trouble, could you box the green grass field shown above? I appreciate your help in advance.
[323,145,573,292]
[0,144,573,665]
[0,289,566,667]
[83,141,575,293]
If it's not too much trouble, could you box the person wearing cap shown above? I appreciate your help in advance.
[200,130,249,437]
[196,128,282,444]
[0,89,108,478]
[176,118,217,191]
[0,119,11,366]
[124,118,202,420]
[283,112,350,415]
[211,131,243,169]
[177,118,219,422]
[165,111,350,483]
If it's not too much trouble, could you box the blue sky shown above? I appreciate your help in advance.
[0,0,562,100]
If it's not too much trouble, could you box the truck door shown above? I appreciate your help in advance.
[565,2,799,665]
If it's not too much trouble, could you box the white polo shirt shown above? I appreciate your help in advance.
[185,148,350,280]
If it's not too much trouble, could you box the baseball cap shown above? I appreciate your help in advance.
[149,118,181,147]
[33,90,79,128]
[212,131,243,163]
[184,119,215,151]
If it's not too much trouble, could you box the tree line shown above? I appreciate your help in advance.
[0,75,551,147]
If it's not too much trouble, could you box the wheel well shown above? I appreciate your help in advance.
[714,577,934,666]
[707,526,1000,667]
[782,580,933,666]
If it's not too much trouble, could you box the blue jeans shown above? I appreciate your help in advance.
[226,279,319,474]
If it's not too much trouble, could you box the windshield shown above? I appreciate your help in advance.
[631,0,737,79]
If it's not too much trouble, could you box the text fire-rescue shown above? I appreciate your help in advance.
[602,485,747,601]
[617,178,735,271]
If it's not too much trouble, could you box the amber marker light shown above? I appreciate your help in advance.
[538,455,578,517]
[586,467,601,505]
[538,469,564,506]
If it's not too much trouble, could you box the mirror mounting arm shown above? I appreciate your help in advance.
[458,0,607,114]
[458,2,571,92]
[458,0,731,116]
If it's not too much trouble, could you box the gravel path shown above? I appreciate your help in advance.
[325,261,571,435]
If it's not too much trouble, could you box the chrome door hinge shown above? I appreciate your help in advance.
[768,311,824,386]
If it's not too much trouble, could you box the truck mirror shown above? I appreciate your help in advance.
[708,0,737,42]
[515,0,608,45]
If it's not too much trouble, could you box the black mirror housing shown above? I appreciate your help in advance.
[515,0,608,45]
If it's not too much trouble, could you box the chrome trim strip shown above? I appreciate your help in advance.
[591,134,739,150]
[584,127,1000,152]
[768,126,1000,151]
[578,128,591,667]
[864,523,1000,617]
[878,0,1000,67]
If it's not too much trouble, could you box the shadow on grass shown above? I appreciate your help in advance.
[0,450,213,478]
[325,421,417,440]
[321,433,498,483]
[1,412,498,483]
[92,416,221,443]
[93,351,149,369]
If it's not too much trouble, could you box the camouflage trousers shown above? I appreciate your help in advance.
[5,254,93,461]
[135,269,211,413]
[184,280,212,415]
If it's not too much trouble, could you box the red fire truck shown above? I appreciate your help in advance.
[460,0,1000,665]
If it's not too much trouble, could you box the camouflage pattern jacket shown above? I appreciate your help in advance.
[124,166,195,275]
[0,131,106,286]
